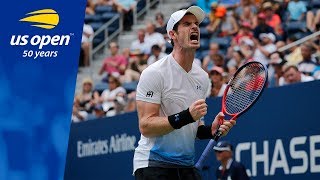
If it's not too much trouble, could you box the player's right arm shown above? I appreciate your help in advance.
[137,99,207,138]
[136,67,207,138]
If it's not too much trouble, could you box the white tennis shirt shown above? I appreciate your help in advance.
[133,53,210,173]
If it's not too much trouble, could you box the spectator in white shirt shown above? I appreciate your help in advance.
[145,22,166,53]
[147,45,167,65]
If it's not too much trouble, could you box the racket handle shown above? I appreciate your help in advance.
[195,130,222,170]
[195,139,217,170]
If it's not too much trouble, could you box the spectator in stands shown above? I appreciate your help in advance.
[113,0,136,31]
[122,47,131,62]
[202,42,220,72]
[253,12,275,40]
[307,10,320,32]
[284,35,303,65]
[298,42,319,76]
[145,22,166,53]
[93,75,127,117]
[130,29,150,55]
[207,6,239,37]
[154,12,167,36]
[239,38,255,60]
[91,104,107,119]
[219,0,241,10]
[232,22,254,45]
[80,24,94,67]
[287,0,307,22]
[253,32,277,65]
[262,2,283,39]
[203,42,220,72]
[209,66,227,98]
[268,52,287,87]
[235,0,257,20]
[238,5,257,29]
[227,46,246,76]
[122,50,147,83]
[86,0,96,15]
[72,98,88,123]
[196,0,217,14]
[96,0,114,6]
[99,42,127,82]
[207,2,218,26]
[147,45,167,65]
[213,141,249,180]
[279,65,314,86]
[75,78,94,112]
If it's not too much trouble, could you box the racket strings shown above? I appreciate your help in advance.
[225,63,266,114]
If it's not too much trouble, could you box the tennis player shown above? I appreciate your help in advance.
[133,6,236,180]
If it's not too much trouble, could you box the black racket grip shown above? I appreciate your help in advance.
[213,130,222,141]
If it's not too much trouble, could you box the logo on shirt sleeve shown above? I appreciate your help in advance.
[146,91,154,98]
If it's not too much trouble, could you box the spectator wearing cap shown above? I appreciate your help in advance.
[279,65,314,86]
[207,6,239,37]
[253,12,275,40]
[213,141,249,180]
[253,33,277,65]
[209,66,227,98]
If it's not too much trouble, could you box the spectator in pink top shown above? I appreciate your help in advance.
[99,42,127,81]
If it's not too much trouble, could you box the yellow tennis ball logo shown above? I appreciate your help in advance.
[19,9,59,29]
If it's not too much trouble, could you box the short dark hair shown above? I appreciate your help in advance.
[170,22,179,47]
[151,44,161,51]
[170,12,194,47]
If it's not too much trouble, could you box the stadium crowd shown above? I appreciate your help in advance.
[72,0,320,123]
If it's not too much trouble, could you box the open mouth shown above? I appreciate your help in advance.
[190,32,199,43]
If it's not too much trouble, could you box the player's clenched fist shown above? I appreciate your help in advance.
[189,99,207,121]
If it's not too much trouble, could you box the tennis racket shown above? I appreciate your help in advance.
[195,61,268,170]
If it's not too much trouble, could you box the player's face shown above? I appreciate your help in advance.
[175,14,200,49]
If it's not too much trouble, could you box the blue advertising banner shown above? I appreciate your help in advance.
[0,1,86,180]
[65,80,320,180]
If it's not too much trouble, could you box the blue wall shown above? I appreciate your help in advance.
[64,80,320,180]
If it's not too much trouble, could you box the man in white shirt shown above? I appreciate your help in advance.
[145,22,166,53]
[253,33,277,65]
[130,29,150,55]
[133,6,235,179]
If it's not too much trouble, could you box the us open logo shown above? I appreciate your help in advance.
[10,8,74,60]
